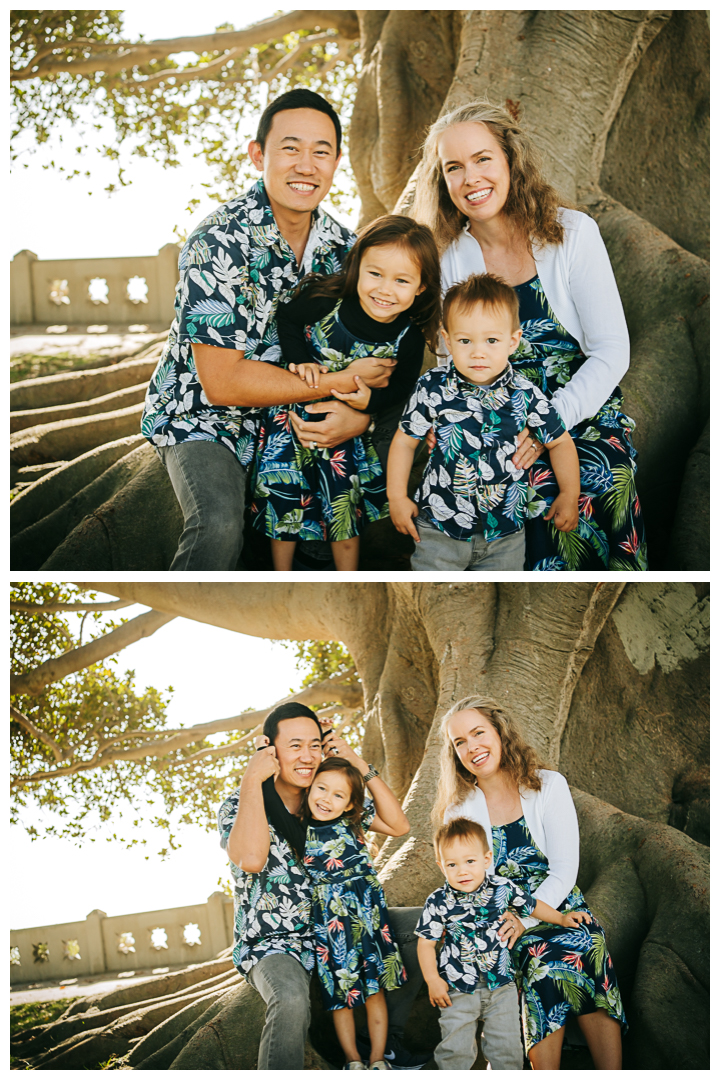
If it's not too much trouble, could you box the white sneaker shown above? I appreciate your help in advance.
[370,1063,390,1071]
[344,1062,366,1070]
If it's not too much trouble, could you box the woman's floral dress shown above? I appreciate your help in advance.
[304,799,407,1010]
[492,815,627,1052]
[251,299,405,542]
[512,276,648,570]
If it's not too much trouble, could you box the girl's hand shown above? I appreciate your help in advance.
[389,496,420,543]
[288,362,327,389]
[330,375,371,411]
[428,976,453,1009]
[560,910,592,928]
[543,492,579,532]
[512,426,545,470]
[497,910,524,948]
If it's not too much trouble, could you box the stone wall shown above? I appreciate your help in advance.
[10,891,234,984]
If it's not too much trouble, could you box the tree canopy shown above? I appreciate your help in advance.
[10,582,361,853]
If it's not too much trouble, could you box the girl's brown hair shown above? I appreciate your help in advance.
[413,100,569,255]
[298,214,442,349]
[302,757,366,839]
[432,695,548,826]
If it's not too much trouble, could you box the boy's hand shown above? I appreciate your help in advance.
[389,496,420,542]
[560,910,592,928]
[330,375,371,411]
[544,491,579,532]
[288,362,327,389]
[428,976,452,1009]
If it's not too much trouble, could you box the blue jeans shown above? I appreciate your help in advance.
[411,517,526,571]
[157,441,247,570]
[436,981,523,1070]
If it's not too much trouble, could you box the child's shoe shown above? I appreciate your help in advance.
[344,1063,366,1070]
[370,1063,390,1071]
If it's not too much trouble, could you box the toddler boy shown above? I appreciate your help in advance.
[387,273,580,570]
[416,818,590,1070]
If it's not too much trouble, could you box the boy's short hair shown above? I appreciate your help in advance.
[443,273,521,332]
[434,817,490,860]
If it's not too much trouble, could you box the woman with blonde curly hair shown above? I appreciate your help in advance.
[412,101,647,571]
[433,695,625,1068]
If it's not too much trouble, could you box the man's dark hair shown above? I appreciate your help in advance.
[255,88,342,156]
[263,702,323,744]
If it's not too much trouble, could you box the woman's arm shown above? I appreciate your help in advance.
[530,772,581,910]
[550,213,631,431]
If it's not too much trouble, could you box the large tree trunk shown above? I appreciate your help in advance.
[9,11,708,570]
[12,582,699,1069]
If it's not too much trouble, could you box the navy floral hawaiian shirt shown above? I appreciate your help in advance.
[416,874,536,993]
[142,179,354,464]
[218,788,315,976]
[398,362,566,542]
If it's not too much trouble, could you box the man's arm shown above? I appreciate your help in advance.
[226,746,279,871]
[193,343,395,409]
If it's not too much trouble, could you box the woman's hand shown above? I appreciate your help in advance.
[497,910,525,948]
[330,375,371,411]
[288,362,327,389]
[512,426,545,470]
[559,910,592,928]
[289,400,370,449]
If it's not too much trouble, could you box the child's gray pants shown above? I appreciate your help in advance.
[411,517,526,571]
[436,980,523,1070]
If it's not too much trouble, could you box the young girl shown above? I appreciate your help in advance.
[302,757,410,1069]
[251,215,441,571]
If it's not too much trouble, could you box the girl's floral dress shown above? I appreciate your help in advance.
[512,276,648,570]
[251,298,410,542]
[304,798,407,1010]
[493,815,627,1052]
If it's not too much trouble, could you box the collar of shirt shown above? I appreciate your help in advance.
[444,360,515,402]
[443,877,498,909]
[250,178,338,270]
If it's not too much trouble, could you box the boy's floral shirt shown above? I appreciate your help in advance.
[217,788,315,975]
[398,362,566,542]
[415,873,536,992]
[141,179,354,464]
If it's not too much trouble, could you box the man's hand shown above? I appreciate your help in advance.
[321,727,367,774]
[288,362,327,389]
[543,491,579,532]
[330,375,371,411]
[389,495,420,543]
[245,736,280,783]
[289,399,370,449]
[427,976,453,1009]
[346,354,396,389]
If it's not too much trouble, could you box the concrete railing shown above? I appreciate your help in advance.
[11,245,181,326]
[10,891,234,985]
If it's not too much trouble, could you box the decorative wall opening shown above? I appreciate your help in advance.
[63,939,82,961]
[117,931,136,955]
[48,280,70,306]
[88,277,109,305]
[150,927,169,950]
[32,942,50,963]
[126,276,149,304]
[182,923,201,946]
[10,946,21,966]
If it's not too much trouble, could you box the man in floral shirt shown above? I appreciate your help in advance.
[142,88,396,569]
[218,704,428,1070]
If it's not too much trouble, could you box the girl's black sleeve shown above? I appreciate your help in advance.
[276,292,334,367]
[365,323,428,415]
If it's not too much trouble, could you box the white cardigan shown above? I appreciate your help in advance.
[445,769,579,929]
[440,208,630,431]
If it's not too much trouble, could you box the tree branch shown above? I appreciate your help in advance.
[11,11,360,81]
[10,610,176,697]
[260,32,337,82]
[11,600,135,613]
[10,705,64,762]
[136,48,244,89]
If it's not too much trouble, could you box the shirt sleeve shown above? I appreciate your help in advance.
[177,234,251,353]
[217,791,239,851]
[525,387,567,444]
[549,213,630,430]
[398,373,437,440]
[415,892,447,940]
[507,880,538,919]
[366,324,427,414]
[361,796,376,831]
[527,772,580,913]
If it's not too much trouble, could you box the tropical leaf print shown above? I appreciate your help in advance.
[187,298,235,327]
[453,455,478,499]
[605,463,637,531]
[437,422,465,460]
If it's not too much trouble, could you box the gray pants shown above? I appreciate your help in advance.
[436,981,523,1071]
[157,441,247,570]
[411,517,526,571]
[245,907,423,1070]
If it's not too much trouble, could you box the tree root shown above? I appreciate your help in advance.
[10,348,166,412]
[11,382,149,433]
[11,402,144,468]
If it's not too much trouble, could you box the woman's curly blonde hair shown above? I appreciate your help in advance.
[432,695,548,825]
[413,100,568,255]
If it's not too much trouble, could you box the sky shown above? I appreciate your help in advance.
[9,5,357,263]
[10,594,307,929]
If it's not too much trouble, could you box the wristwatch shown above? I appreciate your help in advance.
[362,764,379,783]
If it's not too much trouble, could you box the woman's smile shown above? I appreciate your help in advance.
[447,709,503,777]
